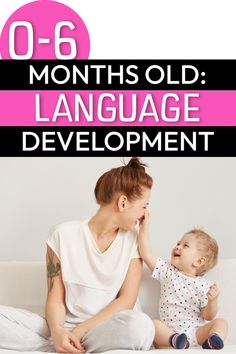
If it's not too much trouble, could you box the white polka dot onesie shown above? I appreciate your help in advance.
[152,258,211,346]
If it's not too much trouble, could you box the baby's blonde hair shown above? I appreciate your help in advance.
[186,229,218,276]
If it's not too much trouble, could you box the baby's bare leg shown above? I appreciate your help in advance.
[153,320,175,348]
[154,320,190,349]
[196,318,228,345]
[196,318,228,349]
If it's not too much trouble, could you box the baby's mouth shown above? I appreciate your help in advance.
[173,251,181,257]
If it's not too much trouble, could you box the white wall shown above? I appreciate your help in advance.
[0,157,235,261]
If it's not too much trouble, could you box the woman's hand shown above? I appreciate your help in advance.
[51,326,85,353]
[71,322,90,343]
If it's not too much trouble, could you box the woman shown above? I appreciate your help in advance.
[0,157,155,352]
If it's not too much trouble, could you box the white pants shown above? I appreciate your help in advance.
[0,305,155,352]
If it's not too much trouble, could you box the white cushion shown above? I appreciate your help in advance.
[0,261,47,316]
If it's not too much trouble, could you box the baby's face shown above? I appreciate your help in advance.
[171,233,203,276]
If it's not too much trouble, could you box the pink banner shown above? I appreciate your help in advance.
[0,90,235,126]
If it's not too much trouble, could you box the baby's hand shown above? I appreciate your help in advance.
[138,209,150,236]
[207,284,220,302]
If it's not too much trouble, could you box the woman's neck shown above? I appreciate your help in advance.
[88,207,119,240]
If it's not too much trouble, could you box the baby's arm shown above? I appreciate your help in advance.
[138,210,156,271]
[201,284,219,321]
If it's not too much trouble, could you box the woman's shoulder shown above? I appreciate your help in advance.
[47,220,86,254]
[49,220,84,236]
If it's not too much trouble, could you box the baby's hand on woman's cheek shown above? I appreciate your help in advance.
[139,210,150,235]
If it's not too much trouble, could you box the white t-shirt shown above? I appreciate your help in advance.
[152,258,211,333]
[46,219,140,323]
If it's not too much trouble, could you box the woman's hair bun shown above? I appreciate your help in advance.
[125,157,147,171]
[94,157,152,205]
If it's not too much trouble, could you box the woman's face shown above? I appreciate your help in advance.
[120,188,151,230]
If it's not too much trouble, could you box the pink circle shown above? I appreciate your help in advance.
[0,0,90,59]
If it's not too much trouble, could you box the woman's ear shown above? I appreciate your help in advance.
[117,195,128,211]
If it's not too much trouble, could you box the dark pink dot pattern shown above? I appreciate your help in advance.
[152,258,210,337]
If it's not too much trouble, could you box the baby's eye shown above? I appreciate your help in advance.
[184,244,189,248]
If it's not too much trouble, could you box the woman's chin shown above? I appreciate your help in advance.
[120,224,133,231]
[126,223,137,231]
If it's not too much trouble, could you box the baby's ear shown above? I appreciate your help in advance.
[193,257,206,269]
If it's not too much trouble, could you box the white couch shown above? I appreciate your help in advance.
[0,259,235,354]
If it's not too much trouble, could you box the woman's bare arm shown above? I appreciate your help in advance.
[45,245,84,353]
[72,257,142,337]
[45,245,66,331]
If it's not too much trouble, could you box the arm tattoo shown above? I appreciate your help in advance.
[47,248,61,292]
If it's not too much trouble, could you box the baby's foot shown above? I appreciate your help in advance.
[169,333,190,349]
[202,333,224,349]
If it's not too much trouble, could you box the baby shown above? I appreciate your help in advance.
[138,211,228,349]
